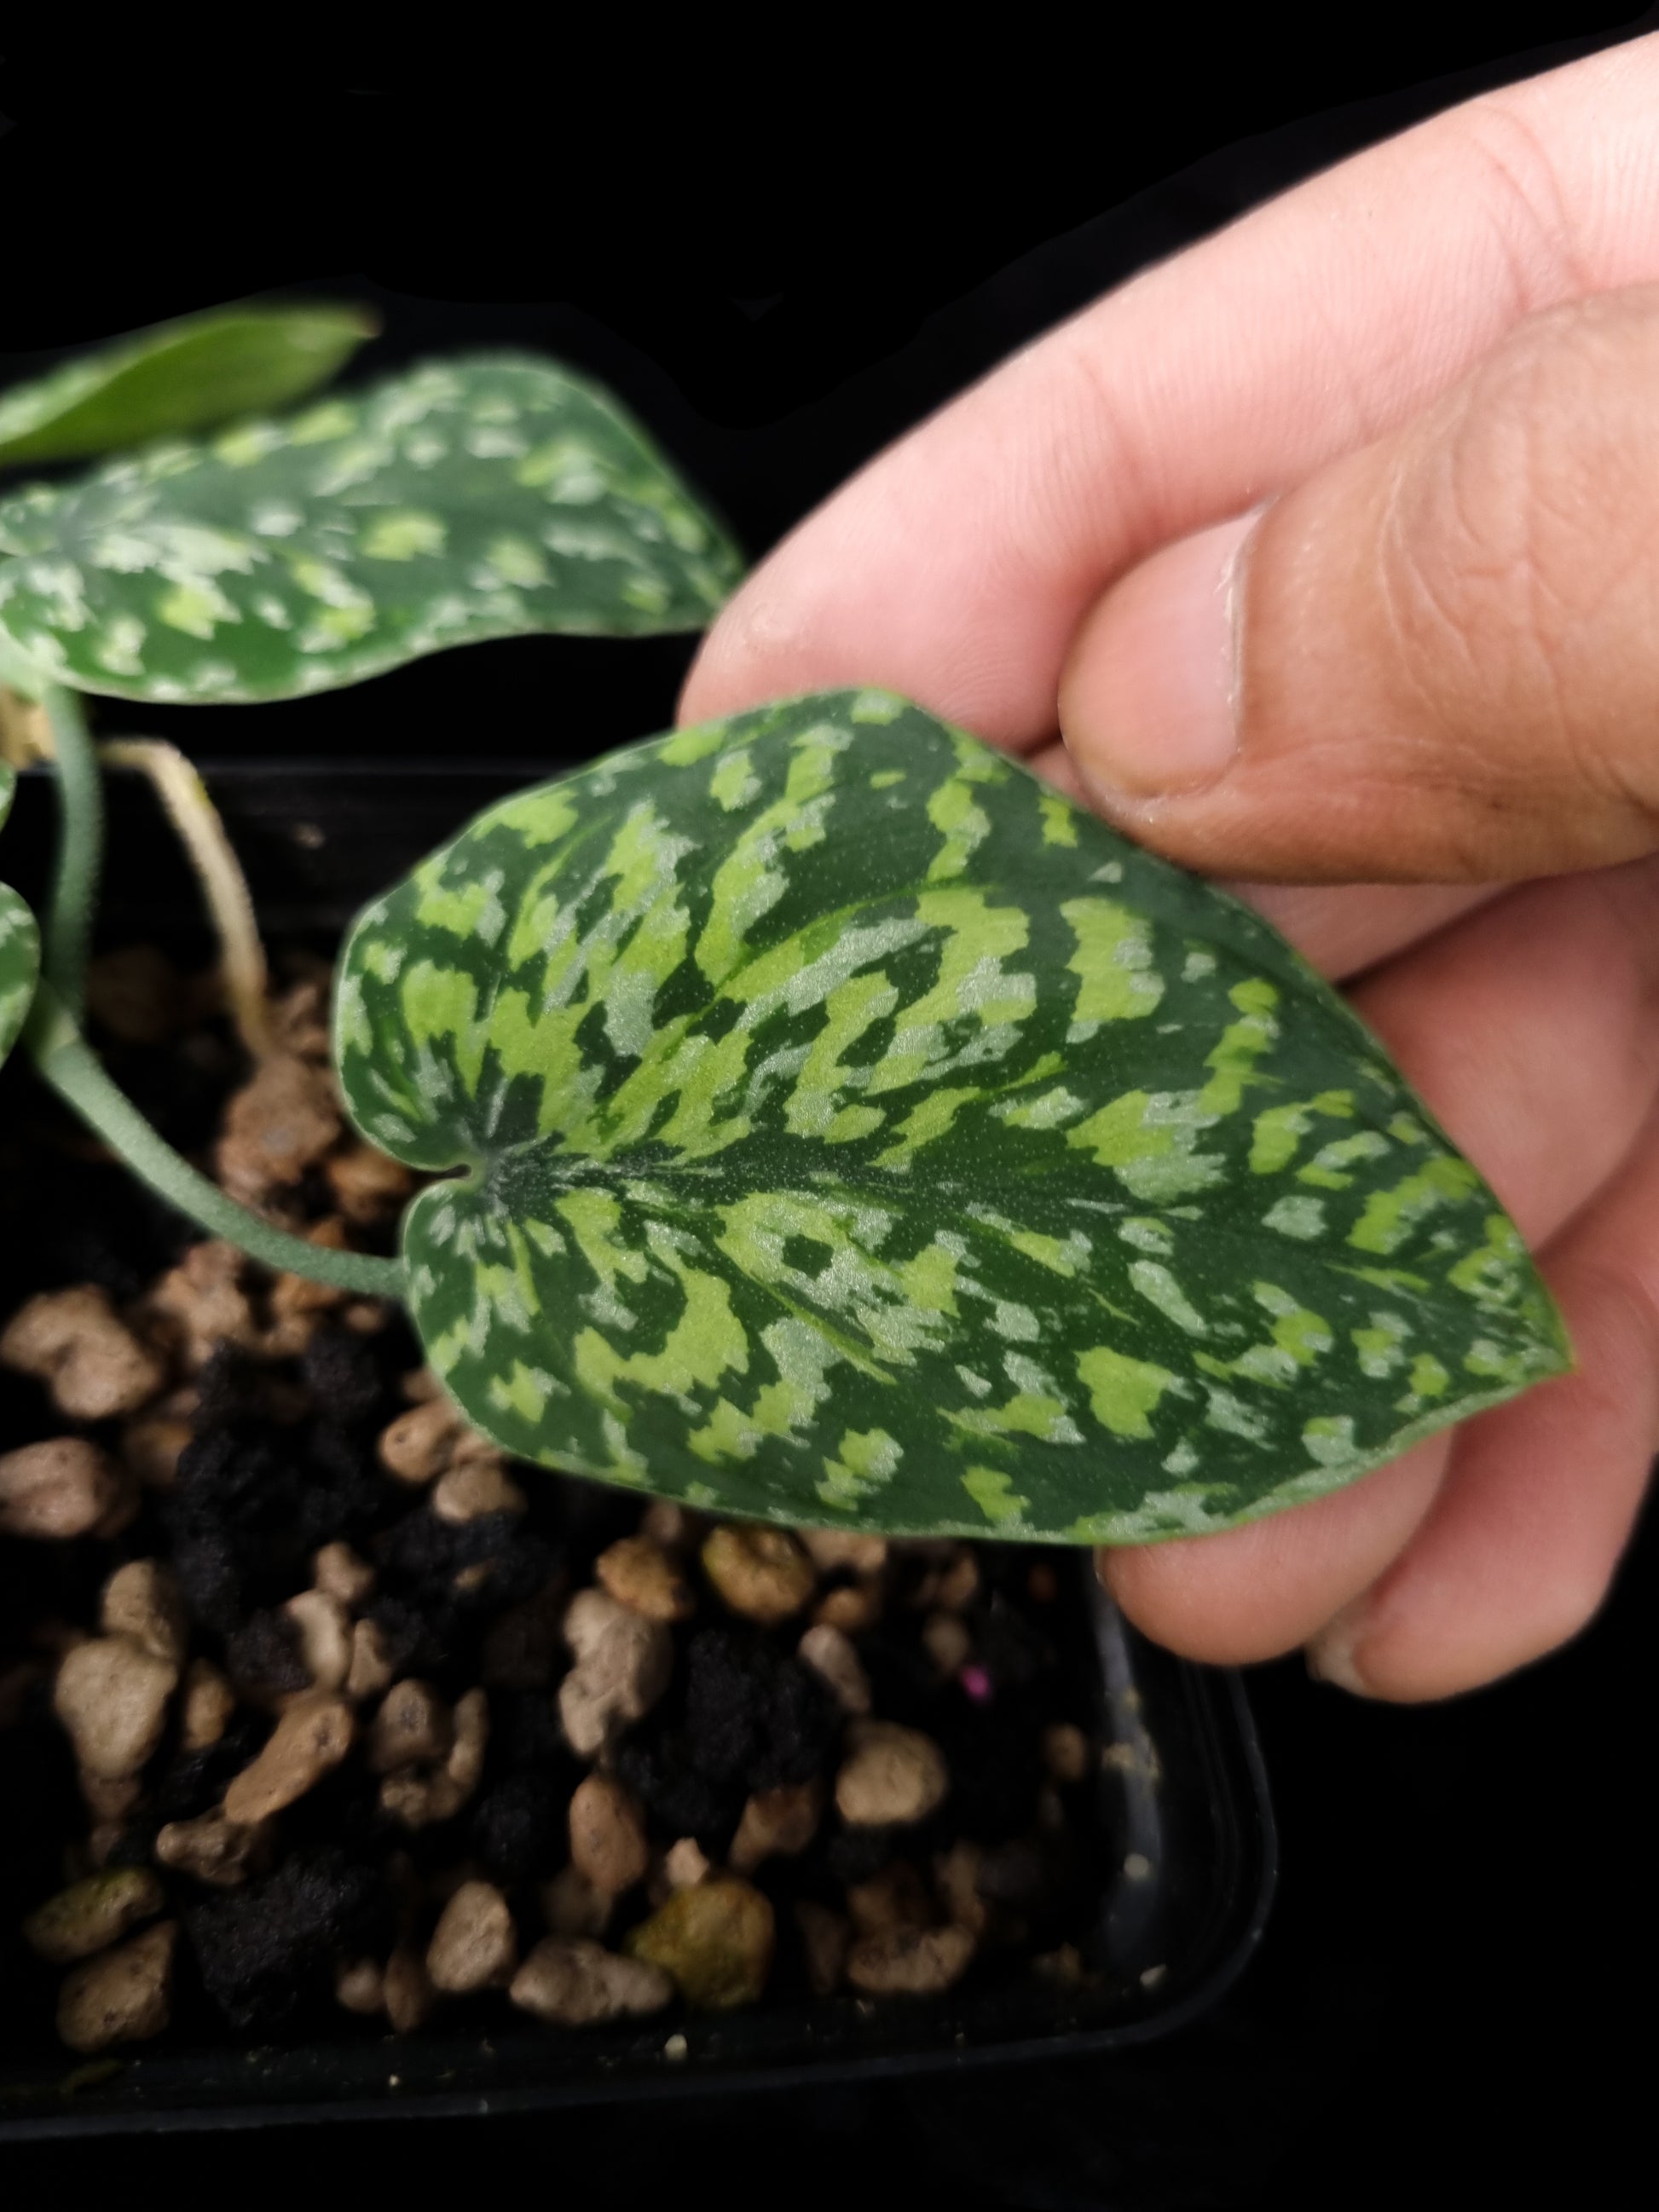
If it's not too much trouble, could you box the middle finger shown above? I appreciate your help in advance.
[1101,853,1659,1661]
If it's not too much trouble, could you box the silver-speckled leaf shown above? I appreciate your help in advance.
[0,767,39,1067]
[0,357,743,704]
[334,691,1569,1543]
[0,304,377,471]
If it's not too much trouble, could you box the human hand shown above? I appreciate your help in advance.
[679,36,1659,1701]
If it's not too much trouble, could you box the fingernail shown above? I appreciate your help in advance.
[1061,507,1262,801]
[1304,1601,1374,1697]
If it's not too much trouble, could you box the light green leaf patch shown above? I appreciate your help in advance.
[0,356,743,703]
[334,692,1569,1544]
[0,303,377,471]
[0,765,39,1068]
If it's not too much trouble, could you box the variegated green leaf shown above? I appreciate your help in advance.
[0,767,39,1068]
[334,690,1569,1544]
[0,303,377,471]
[0,883,38,1069]
[0,357,743,705]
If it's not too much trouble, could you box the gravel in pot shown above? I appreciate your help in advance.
[0,942,1119,2062]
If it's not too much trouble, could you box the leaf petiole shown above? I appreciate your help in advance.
[40,686,101,1026]
[24,981,405,1300]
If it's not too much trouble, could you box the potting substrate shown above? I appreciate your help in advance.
[0,763,1272,2133]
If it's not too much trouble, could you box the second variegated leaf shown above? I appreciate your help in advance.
[0,356,743,704]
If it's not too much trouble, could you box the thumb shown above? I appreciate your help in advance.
[1061,285,1659,882]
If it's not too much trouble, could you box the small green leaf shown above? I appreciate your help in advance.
[0,357,743,704]
[0,765,38,1066]
[0,883,39,1067]
[0,303,378,471]
[334,690,1569,1544]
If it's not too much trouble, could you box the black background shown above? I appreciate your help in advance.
[3,14,1656,2202]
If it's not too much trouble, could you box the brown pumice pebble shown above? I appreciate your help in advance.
[594,1535,696,1623]
[377,1396,499,1486]
[379,1686,488,1828]
[154,1811,269,1888]
[311,1541,375,1610]
[22,1868,165,1963]
[432,1457,526,1522]
[662,1838,712,1891]
[179,1658,236,1752]
[799,1530,887,1575]
[346,1618,394,1701]
[639,1499,699,1549]
[795,1622,872,1713]
[835,1721,950,1828]
[1,1439,128,1540]
[0,1285,166,1421]
[921,1610,972,1678]
[426,1880,517,1993]
[79,1770,142,1824]
[846,1922,975,1997]
[100,1561,187,1668]
[223,1694,355,1822]
[56,1920,179,2053]
[335,1958,386,2015]
[147,1241,259,1371]
[215,1051,341,1203]
[282,1590,352,1692]
[700,1524,816,1626]
[368,1680,453,1773]
[509,1938,673,2026]
[54,1637,178,1780]
[1040,1722,1092,1785]
[727,1781,824,1875]
[383,1943,436,2033]
[812,1579,882,1633]
[377,1399,454,1483]
[568,1774,650,1897]
[558,1588,672,1759]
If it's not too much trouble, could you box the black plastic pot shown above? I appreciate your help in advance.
[0,760,1275,2137]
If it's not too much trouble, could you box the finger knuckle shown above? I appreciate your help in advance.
[1377,292,1659,824]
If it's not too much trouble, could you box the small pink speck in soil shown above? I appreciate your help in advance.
[959,1665,993,1702]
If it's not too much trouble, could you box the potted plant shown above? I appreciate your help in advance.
[0,303,1561,2124]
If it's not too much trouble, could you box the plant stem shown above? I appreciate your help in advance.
[25,984,406,1300]
[100,737,274,1060]
[40,686,101,1025]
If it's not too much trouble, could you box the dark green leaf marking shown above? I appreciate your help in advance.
[0,766,40,1067]
[0,357,743,704]
[0,303,376,471]
[335,691,1569,1543]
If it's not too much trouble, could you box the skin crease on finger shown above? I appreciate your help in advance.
[1028,738,1503,980]
[1061,288,1659,884]
[1100,853,1659,1673]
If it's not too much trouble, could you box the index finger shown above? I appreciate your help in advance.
[681,36,1659,748]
